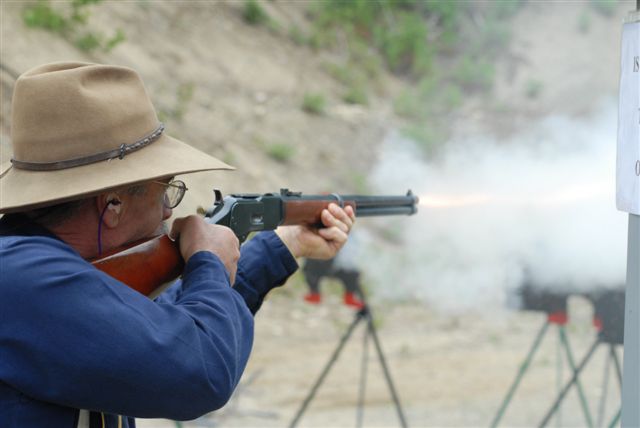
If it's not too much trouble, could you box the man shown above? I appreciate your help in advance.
[0,62,355,427]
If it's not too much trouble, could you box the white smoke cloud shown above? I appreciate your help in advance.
[361,101,628,313]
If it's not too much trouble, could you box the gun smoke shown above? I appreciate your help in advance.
[360,102,627,313]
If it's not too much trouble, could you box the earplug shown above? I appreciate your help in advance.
[106,194,122,214]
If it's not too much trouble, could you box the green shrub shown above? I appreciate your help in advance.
[177,83,195,106]
[70,0,101,25]
[222,151,237,166]
[309,0,463,75]
[590,0,617,17]
[266,143,295,162]
[22,0,125,53]
[375,11,431,75]
[289,25,307,45]
[439,84,463,110]
[75,32,101,51]
[323,62,370,106]
[343,85,368,105]
[105,29,126,52]
[393,90,424,120]
[23,1,67,33]
[324,62,355,86]
[402,123,446,155]
[525,79,543,99]
[303,0,519,157]
[337,40,383,82]
[454,55,495,91]
[158,83,195,123]
[243,0,269,26]
[489,0,523,20]
[302,93,326,115]
[425,0,460,47]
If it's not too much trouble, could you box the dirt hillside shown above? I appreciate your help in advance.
[0,1,632,427]
[1,1,397,209]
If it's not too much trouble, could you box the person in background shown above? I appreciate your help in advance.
[0,62,355,428]
[302,233,365,309]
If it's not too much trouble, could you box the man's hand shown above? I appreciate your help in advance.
[170,215,240,284]
[275,203,355,259]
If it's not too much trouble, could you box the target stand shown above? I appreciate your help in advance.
[491,286,593,428]
[537,289,625,428]
[288,290,408,428]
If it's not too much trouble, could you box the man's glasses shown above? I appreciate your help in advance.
[151,179,188,209]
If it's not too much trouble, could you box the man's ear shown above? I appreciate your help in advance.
[98,193,123,228]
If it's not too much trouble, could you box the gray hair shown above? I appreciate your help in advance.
[25,198,89,228]
[27,183,149,228]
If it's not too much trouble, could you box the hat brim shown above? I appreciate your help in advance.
[0,133,234,214]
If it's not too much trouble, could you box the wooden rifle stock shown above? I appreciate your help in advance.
[91,235,183,298]
[92,189,418,297]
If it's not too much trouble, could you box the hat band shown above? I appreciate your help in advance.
[11,123,165,172]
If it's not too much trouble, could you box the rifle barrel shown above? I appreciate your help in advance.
[341,192,419,215]
[353,205,417,217]
[344,193,416,204]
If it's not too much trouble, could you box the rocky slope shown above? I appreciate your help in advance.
[0,1,626,207]
[0,1,402,217]
[0,2,632,426]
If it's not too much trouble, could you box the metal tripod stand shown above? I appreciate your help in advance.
[490,312,594,428]
[537,338,622,428]
[289,300,408,428]
[537,290,625,428]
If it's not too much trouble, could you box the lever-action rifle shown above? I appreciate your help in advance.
[203,188,418,242]
[93,189,419,297]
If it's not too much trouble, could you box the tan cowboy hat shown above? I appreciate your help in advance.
[0,61,233,214]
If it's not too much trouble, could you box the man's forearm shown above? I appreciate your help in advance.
[233,231,298,314]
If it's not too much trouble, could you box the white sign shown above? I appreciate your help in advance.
[617,20,640,215]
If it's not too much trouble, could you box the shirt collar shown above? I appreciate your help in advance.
[0,213,62,241]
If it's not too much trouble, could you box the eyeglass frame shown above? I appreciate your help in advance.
[151,179,188,209]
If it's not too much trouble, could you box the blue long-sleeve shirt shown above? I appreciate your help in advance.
[0,214,298,427]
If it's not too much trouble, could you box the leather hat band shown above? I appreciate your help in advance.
[11,123,165,171]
